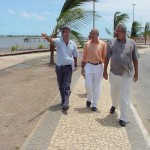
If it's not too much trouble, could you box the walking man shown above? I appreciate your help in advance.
[103,23,139,127]
[81,28,106,111]
[42,25,79,111]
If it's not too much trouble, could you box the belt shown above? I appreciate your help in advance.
[57,64,71,68]
[88,62,102,65]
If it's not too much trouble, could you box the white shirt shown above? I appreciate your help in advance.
[54,38,79,66]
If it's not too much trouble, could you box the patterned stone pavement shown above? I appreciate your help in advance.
[47,77,131,150]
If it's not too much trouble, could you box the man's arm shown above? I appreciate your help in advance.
[73,57,77,67]
[41,33,54,45]
[81,61,86,77]
[133,59,138,82]
[103,58,109,80]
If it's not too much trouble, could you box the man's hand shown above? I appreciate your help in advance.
[41,33,47,38]
[133,73,138,82]
[103,70,108,80]
[81,68,85,78]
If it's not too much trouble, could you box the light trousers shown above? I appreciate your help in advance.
[109,72,132,122]
[85,63,103,107]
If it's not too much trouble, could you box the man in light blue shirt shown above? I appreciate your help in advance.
[42,25,79,111]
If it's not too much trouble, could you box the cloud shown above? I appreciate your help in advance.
[32,13,46,20]
[53,0,64,5]
[8,9,16,15]
[84,0,150,24]
[43,11,51,16]
[20,11,46,20]
[20,11,32,19]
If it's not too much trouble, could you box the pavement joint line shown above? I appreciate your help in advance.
[130,102,150,148]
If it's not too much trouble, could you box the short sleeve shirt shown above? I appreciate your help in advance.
[54,38,79,66]
[82,40,106,63]
[106,38,139,76]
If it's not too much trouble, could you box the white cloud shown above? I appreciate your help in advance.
[20,11,46,20]
[85,0,150,24]
[32,13,46,20]
[8,9,16,15]
[43,11,51,16]
[20,11,32,19]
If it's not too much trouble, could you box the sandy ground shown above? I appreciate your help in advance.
[0,52,82,150]
[0,53,58,150]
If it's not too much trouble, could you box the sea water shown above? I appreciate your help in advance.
[0,36,50,53]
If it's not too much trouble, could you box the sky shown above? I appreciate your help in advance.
[0,0,149,39]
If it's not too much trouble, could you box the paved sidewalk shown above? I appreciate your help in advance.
[1,48,150,149]
[21,70,150,150]
[48,77,131,150]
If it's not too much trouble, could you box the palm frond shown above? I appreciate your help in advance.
[131,21,142,38]
[70,30,85,47]
[52,8,100,37]
[105,28,113,36]
[60,0,98,14]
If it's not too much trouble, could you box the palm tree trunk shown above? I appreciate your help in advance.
[50,44,55,64]
[144,35,147,45]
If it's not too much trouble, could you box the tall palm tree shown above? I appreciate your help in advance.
[49,0,99,64]
[143,22,150,45]
[105,11,129,37]
[130,21,142,40]
[113,12,129,37]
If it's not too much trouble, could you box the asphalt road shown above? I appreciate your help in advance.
[132,49,150,135]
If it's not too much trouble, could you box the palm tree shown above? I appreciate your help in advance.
[113,12,129,37]
[143,22,150,45]
[49,0,99,64]
[105,11,129,37]
[130,21,142,40]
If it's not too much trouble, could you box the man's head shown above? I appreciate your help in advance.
[90,28,99,41]
[61,25,71,40]
[115,23,127,40]
[61,25,71,34]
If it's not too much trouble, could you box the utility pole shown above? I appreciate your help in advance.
[93,0,95,28]
[132,4,136,22]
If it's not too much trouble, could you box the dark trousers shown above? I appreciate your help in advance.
[55,65,72,106]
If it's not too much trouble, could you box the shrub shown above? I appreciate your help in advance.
[11,46,16,52]
[38,44,44,49]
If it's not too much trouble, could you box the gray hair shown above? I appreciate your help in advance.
[116,23,127,33]
[91,28,99,36]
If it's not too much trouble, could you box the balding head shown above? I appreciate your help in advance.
[90,28,99,36]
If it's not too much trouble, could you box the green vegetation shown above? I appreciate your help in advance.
[11,45,18,52]
[105,11,129,37]
[143,22,150,45]
[38,44,44,49]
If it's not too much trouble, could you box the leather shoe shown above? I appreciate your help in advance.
[62,106,69,111]
[110,106,115,114]
[119,120,126,127]
[91,107,97,111]
[86,101,91,107]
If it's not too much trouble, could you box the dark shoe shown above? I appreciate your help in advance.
[91,107,97,111]
[86,101,91,107]
[110,106,115,114]
[62,106,69,111]
[119,120,126,127]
